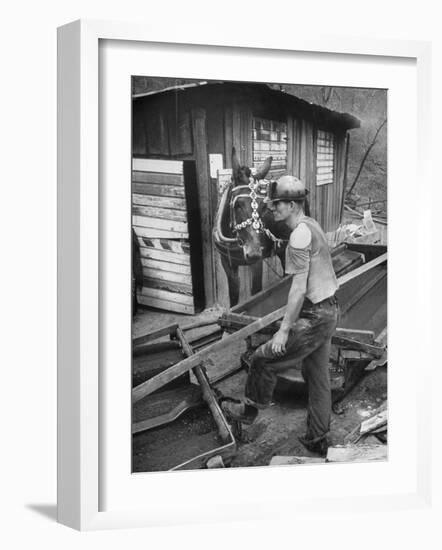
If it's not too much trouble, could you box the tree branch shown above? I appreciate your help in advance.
[346,118,387,198]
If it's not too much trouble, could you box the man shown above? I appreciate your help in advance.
[222,175,339,456]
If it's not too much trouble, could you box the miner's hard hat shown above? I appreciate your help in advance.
[264,175,309,204]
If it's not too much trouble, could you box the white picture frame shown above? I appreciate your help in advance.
[57,19,432,531]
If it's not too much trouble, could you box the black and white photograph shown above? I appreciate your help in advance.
[131,76,388,472]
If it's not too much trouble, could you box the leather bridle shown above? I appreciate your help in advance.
[230,176,282,245]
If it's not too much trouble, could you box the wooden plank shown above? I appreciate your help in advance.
[132,193,187,210]
[140,257,191,274]
[176,328,231,443]
[138,295,195,315]
[132,385,203,434]
[132,323,178,347]
[340,269,386,315]
[334,328,375,344]
[132,182,185,198]
[331,335,385,358]
[132,158,184,174]
[286,116,294,174]
[224,105,233,168]
[132,171,184,186]
[132,305,288,402]
[168,110,193,156]
[360,409,387,435]
[132,216,188,233]
[338,253,387,286]
[142,276,193,295]
[139,246,190,265]
[232,103,241,155]
[134,225,189,240]
[326,445,387,463]
[137,236,190,254]
[192,107,215,306]
[141,267,192,285]
[241,106,253,166]
[270,456,326,466]
[132,205,187,222]
[139,286,194,306]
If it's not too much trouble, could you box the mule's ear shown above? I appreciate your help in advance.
[232,147,241,175]
[255,156,273,179]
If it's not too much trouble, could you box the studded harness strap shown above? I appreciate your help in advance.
[230,176,283,245]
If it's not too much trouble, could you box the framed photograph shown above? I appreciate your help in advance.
[57,20,432,530]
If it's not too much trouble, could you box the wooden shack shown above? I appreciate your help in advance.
[132,81,360,312]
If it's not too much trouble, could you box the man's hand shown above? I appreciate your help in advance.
[271,328,289,356]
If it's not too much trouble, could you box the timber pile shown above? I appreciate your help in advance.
[344,401,388,445]
[326,444,387,462]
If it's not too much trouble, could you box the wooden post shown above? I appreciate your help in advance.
[132,305,287,402]
[191,108,215,306]
[176,328,231,444]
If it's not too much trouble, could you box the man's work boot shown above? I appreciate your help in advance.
[221,400,258,425]
[298,434,329,457]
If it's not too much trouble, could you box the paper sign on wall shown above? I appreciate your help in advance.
[209,154,223,179]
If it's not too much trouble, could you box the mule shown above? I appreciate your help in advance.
[213,148,291,306]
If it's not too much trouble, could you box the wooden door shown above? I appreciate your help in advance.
[132,158,204,314]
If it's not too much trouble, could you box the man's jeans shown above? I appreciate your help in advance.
[245,297,339,440]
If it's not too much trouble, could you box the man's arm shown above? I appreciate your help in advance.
[271,223,311,356]
[271,272,308,355]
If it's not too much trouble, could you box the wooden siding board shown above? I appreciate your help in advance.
[287,116,294,174]
[143,276,193,295]
[145,110,170,156]
[133,205,187,222]
[139,246,190,265]
[137,295,195,315]
[132,215,188,233]
[224,105,233,168]
[133,225,188,240]
[132,193,187,210]
[168,110,193,156]
[241,106,253,166]
[191,107,215,306]
[139,286,195,306]
[132,182,185,198]
[132,158,184,174]
[132,171,184,186]
[136,236,189,255]
[232,104,241,158]
[132,101,147,156]
[142,266,193,285]
[140,258,192,275]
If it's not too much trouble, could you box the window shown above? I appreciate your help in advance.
[253,117,287,179]
[316,130,334,186]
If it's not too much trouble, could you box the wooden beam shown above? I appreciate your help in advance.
[340,269,386,315]
[132,158,184,174]
[326,445,387,463]
[331,336,385,358]
[192,107,215,306]
[132,385,202,434]
[334,328,375,344]
[175,328,231,443]
[338,253,387,286]
[132,305,287,402]
[132,323,178,347]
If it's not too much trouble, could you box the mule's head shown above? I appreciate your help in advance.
[231,148,273,262]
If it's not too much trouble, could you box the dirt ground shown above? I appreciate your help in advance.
[132,306,387,471]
